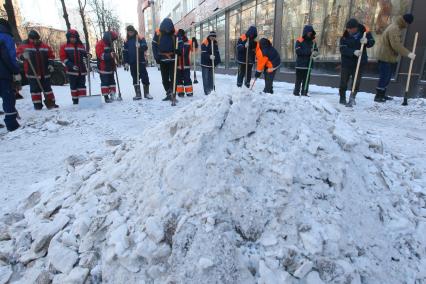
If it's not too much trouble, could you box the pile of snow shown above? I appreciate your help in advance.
[1,90,425,283]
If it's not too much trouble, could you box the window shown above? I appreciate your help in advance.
[256,0,275,41]
[228,7,241,67]
[217,14,226,67]
[281,0,311,63]
[202,22,209,40]
[241,0,256,33]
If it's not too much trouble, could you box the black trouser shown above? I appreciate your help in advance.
[0,79,19,131]
[202,66,214,95]
[339,66,363,96]
[237,63,253,87]
[160,61,175,93]
[130,62,150,86]
[294,68,309,95]
[263,70,276,94]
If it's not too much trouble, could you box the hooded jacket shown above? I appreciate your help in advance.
[95,31,116,73]
[378,16,411,63]
[236,26,257,64]
[256,38,281,73]
[295,25,318,69]
[17,39,55,79]
[177,34,194,70]
[0,22,19,80]
[339,24,375,69]
[200,37,221,68]
[59,30,87,76]
[152,18,176,63]
[123,33,148,65]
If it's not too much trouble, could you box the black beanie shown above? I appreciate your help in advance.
[403,13,414,24]
[209,31,217,37]
[126,25,136,32]
[346,18,359,29]
[28,30,40,40]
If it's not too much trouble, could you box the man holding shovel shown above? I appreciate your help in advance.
[17,30,59,110]
[123,25,152,101]
[236,26,257,88]
[375,13,415,103]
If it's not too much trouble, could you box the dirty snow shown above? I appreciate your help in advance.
[0,68,425,283]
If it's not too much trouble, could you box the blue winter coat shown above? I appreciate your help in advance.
[295,25,318,69]
[152,18,176,63]
[200,38,221,68]
[0,24,19,80]
[123,35,148,65]
[340,24,375,69]
[236,26,257,64]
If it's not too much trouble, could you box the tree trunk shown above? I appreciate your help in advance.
[3,0,22,42]
[77,0,90,51]
[59,0,71,30]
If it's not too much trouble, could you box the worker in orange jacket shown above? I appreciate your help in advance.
[254,38,281,94]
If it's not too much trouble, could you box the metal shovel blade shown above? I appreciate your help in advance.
[79,95,103,109]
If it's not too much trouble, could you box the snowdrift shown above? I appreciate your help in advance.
[1,91,425,284]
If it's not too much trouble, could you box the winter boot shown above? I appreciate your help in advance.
[44,99,59,110]
[33,103,43,110]
[104,95,112,103]
[143,85,153,99]
[186,92,193,97]
[133,85,142,101]
[293,90,300,96]
[374,89,386,103]
[110,92,117,101]
[301,90,309,97]
[72,98,79,105]
[384,95,394,101]
[346,93,357,107]
[178,92,185,98]
[339,90,347,105]
[162,89,172,101]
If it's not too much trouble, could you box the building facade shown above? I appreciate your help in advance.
[144,0,425,97]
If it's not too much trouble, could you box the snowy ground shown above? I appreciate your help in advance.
[0,67,425,283]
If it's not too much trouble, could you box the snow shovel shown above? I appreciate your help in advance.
[79,54,102,109]
[193,39,198,84]
[245,39,250,88]
[402,32,418,106]
[250,78,257,90]
[172,37,179,106]
[26,57,47,98]
[211,39,216,91]
[303,42,317,97]
[346,32,367,107]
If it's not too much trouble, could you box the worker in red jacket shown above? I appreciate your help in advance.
[96,31,118,103]
[17,30,59,110]
[60,29,88,105]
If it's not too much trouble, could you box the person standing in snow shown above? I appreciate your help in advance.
[0,18,20,131]
[17,30,59,110]
[293,25,319,96]
[338,19,375,105]
[59,29,88,105]
[200,31,221,95]
[152,18,178,101]
[96,31,119,103]
[123,25,153,101]
[175,29,196,98]
[236,26,257,88]
[254,38,281,94]
[375,14,415,103]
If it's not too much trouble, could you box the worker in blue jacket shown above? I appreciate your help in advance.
[200,31,221,95]
[236,26,257,88]
[0,18,20,131]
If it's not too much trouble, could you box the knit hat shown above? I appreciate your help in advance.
[209,31,217,37]
[403,13,414,24]
[346,18,359,29]
[126,25,136,32]
[28,30,41,40]
[177,29,185,37]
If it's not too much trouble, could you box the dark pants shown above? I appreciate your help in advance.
[29,77,55,103]
[176,68,193,95]
[339,66,363,95]
[294,68,309,95]
[0,79,19,131]
[377,61,396,91]
[130,63,150,86]
[68,75,86,99]
[202,66,214,95]
[237,63,253,87]
[100,73,116,95]
[263,70,276,94]
[160,61,175,93]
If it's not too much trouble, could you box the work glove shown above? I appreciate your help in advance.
[245,41,249,48]
[136,42,140,48]
[255,71,262,78]
[13,74,22,82]
[72,65,79,71]
[354,50,362,57]
[124,63,130,71]
[360,37,368,45]
[312,50,319,58]
[210,55,215,61]
[408,52,416,60]
[48,65,55,73]
[22,51,30,60]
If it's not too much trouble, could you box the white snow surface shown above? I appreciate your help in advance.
[0,68,425,284]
